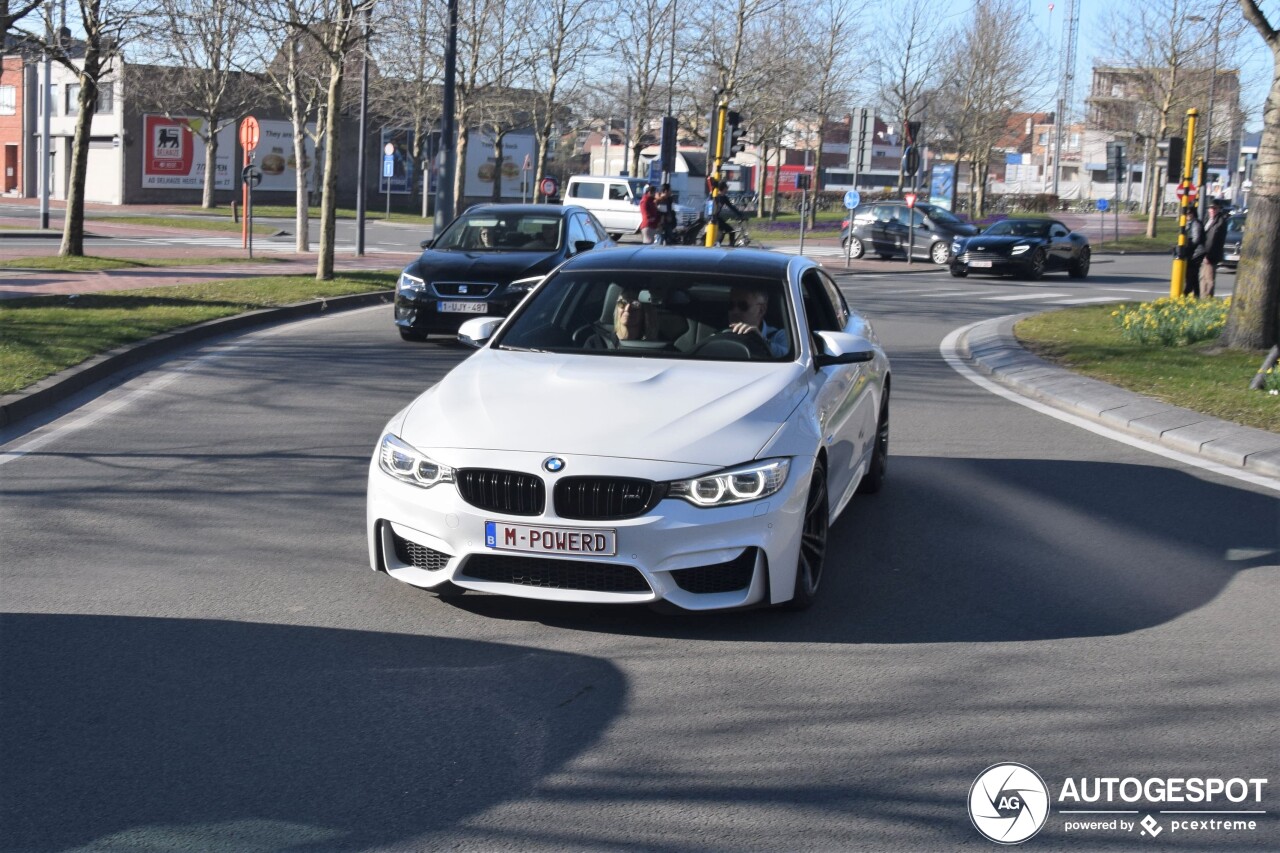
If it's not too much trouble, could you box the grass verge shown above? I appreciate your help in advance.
[0,255,281,271]
[1015,303,1278,432]
[90,214,277,235]
[0,272,394,395]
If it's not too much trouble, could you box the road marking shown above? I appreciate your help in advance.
[983,292,1069,301]
[917,290,995,298]
[940,319,1280,493]
[1053,296,1128,305]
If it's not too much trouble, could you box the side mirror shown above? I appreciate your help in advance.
[457,316,504,348]
[573,240,596,254]
[813,330,875,368]
[419,239,433,250]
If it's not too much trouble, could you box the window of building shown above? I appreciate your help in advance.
[0,85,15,115]
[65,83,80,116]
[96,82,113,114]
[1069,133,1080,149]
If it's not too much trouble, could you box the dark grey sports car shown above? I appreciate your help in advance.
[949,217,1091,280]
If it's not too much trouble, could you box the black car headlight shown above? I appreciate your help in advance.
[378,434,453,488]
[507,275,544,295]
[1011,244,1031,255]
[667,458,790,507]
[398,272,426,293]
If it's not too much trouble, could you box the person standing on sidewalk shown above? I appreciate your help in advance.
[1183,204,1204,298]
[1198,199,1227,298]
[654,183,675,245]
[639,186,661,245]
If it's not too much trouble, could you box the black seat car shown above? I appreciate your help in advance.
[1221,213,1245,269]
[394,204,616,342]
[840,201,978,265]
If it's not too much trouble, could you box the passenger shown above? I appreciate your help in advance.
[476,226,497,248]
[727,285,788,356]
[586,289,655,348]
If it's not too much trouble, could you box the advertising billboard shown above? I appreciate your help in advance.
[142,115,233,190]
[463,130,535,199]
[930,162,956,211]
[380,128,415,195]
[251,120,316,192]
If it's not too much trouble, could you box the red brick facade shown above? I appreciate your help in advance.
[0,56,25,194]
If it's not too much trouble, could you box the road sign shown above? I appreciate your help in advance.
[384,142,395,156]
[1096,198,1109,212]
[523,154,532,171]
[383,155,394,179]
[540,176,558,197]
[795,173,811,190]
[843,190,861,210]
[904,192,917,208]
[241,165,262,187]
[1175,184,1198,201]
[239,117,260,152]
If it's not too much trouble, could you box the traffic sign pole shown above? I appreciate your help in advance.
[1170,108,1199,298]
[904,192,918,265]
[239,117,260,251]
[843,190,860,268]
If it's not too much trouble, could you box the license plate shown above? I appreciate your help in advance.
[1225,253,1240,262]
[971,260,993,268]
[438,301,487,314]
[485,521,616,556]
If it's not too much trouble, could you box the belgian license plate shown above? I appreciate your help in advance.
[971,260,993,268]
[438,301,487,314]
[485,521,617,556]
[1225,253,1240,262]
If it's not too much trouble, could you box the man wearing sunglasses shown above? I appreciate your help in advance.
[727,285,789,357]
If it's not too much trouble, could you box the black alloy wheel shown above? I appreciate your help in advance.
[1026,248,1047,280]
[949,265,969,277]
[857,399,889,495]
[1068,246,1091,279]
[782,459,829,610]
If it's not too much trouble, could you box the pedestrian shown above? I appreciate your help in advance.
[655,183,676,245]
[1182,204,1204,298]
[1199,199,1227,298]
[639,185,661,244]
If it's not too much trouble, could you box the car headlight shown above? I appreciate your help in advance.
[667,458,791,507]
[378,434,454,488]
[951,241,962,253]
[507,275,544,294]
[398,272,426,293]
[1010,244,1031,255]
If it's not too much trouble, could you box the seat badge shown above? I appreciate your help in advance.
[459,284,468,294]
[543,457,566,473]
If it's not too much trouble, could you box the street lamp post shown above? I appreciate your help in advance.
[354,1,372,256]
[1189,8,1223,216]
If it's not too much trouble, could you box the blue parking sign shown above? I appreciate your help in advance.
[843,190,861,210]
[382,155,394,179]
[1096,198,1110,212]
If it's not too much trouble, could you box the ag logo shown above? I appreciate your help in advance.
[969,763,1050,844]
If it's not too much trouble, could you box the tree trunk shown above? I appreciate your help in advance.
[491,133,504,203]
[452,122,470,220]
[1223,51,1280,347]
[59,76,97,257]
[316,63,344,281]
[291,83,310,252]
[202,130,217,208]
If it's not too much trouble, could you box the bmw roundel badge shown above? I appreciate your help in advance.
[543,457,566,473]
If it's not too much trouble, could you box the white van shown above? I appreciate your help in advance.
[564,175,699,238]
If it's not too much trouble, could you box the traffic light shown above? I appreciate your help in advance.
[1106,141,1126,183]
[1165,136,1184,184]
[904,120,921,146]
[726,110,747,158]
[659,116,677,174]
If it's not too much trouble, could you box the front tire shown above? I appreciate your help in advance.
[1026,248,1047,280]
[844,235,866,259]
[857,398,889,495]
[930,241,952,265]
[1068,246,1091,279]
[782,459,829,611]
[949,265,969,278]
[399,328,428,342]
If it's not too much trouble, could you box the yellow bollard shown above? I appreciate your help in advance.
[1169,109,1198,298]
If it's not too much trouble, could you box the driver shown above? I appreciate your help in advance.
[727,285,788,357]
[585,289,657,349]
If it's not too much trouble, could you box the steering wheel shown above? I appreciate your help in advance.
[572,321,618,349]
[693,328,772,359]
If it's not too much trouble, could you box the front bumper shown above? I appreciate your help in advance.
[366,447,811,611]
[952,250,1025,273]
[394,290,524,334]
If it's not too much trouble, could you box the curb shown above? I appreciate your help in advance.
[0,290,393,429]
[958,314,1280,480]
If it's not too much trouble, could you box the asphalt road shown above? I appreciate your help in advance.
[1,255,1275,852]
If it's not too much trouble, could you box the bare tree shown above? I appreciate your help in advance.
[1223,0,1279,350]
[25,0,157,256]
[871,0,945,191]
[1,0,44,53]
[523,0,599,194]
[610,0,673,176]
[796,0,861,226]
[936,0,1044,217]
[129,0,257,207]
[371,0,443,217]
[1099,0,1216,237]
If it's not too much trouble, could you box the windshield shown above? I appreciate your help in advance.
[1227,214,1246,232]
[983,219,1051,238]
[493,270,795,362]
[922,205,962,224]
[432,212,564,252]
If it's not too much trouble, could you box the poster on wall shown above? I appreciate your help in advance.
[252,120,316,192]
[463,130,535,198]
[141,115,233,189]
[380,128,415,195]
[929,162,956,211]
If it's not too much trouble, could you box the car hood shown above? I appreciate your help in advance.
[963,234,1043,248]
[408,249,557,284]
[399,349,810,467]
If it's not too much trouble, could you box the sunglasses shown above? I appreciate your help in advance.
[616,298,642,310]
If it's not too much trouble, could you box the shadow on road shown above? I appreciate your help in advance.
[0,614,625,852]
[447,457,1277,644]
